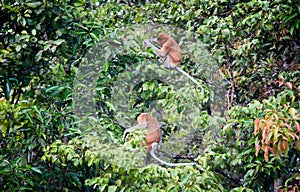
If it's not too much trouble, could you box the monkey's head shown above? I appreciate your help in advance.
[137,113,151,124]
[156,33,170,46]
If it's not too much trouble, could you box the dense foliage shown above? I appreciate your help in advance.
[0,0,299,191]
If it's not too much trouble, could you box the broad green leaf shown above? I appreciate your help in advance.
[35,50,43,62]
[104,61,109,72]
[27,2,43,8]
[108,186,117,192]
[31,167,42,174]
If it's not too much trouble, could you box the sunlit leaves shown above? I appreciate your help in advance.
[224,88,299,189]
[254,92,299,162]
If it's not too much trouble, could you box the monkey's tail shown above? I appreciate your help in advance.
[176,67,202,88]
[150,143,197,167]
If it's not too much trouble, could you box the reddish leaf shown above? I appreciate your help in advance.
[254,118,261,136]
[277,76,284,87]
[280,140,289,151]
[263,146,269,162]
[295,140,300,150]
[285,82,293,90]
[272,145,278,155]
[255,144,260,156]
[269,147,273,154]
[295,121,300,133]
[262,126,268,142]
[289,107,297,117]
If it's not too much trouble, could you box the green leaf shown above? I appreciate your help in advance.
[5,81,10,100]
[73,30,88,35]
[99,185,107,192]
[44,43,50,51]
[27,2,43,8]
[31,167,42,174]
[290,25,294,35]
[104,61,109,72]
[31,29,36,36]
[108,186,117,192]
[33,106,43,123]
[35,50,43,62]
[20,17,26,27]
[20,186,33,191]
[16,45,21,52]
[70,172,81,186]
[90,33,99,41]
[53,39,65,46]
[284,13,298,22]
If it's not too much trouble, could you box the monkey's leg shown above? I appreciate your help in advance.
[161,57,178,69]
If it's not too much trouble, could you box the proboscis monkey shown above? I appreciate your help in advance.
[143,33,201,87]
[123,113,196,167]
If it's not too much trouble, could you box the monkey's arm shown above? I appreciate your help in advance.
[142,39,168,57]
[122,122,147,142]
[143,39,172,68]
[142,38,158,49]
[150,143,197,167]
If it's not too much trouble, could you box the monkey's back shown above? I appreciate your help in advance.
[165,38,182,65]
[145,116,161,148]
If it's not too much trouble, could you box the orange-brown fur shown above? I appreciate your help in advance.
[156,33,182,68]
[136,113,161,149]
